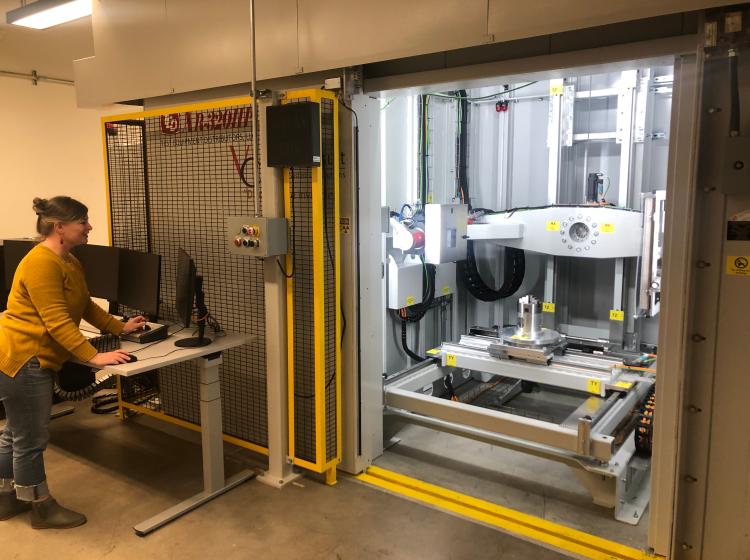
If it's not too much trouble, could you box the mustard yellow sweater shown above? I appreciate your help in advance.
[0,243,124,376]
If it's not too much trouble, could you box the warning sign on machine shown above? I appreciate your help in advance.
[726,256,750,276]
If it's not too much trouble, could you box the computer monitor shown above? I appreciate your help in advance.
[117,248,161,317]
[175,248,211,347]
[71,244,120,301]
[2,239,37,290]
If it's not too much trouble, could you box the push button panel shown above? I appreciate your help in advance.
[226,216,288,257]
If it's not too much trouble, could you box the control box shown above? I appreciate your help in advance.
[387,255,423,309]
[227,216,288,257]
[425,204,468,264]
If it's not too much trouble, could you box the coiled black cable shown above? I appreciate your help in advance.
[53,375,116,402]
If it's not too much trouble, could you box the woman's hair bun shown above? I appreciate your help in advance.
[32,197,49,215]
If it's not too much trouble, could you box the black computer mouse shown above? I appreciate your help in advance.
[127,354,138,362]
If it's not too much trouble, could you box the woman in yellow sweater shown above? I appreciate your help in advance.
[0,196,146,529]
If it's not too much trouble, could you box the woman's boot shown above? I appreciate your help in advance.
[30,497,86,529]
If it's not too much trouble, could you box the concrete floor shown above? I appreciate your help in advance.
[0,402,567,560]
[377,423,649,549]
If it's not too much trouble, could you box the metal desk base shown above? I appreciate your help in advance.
[133,353,255,536]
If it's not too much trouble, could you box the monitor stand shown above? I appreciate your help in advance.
[175,276,212,348]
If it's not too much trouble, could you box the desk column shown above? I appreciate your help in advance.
[199,352,225,492]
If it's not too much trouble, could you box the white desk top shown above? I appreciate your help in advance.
[98,330,251,377]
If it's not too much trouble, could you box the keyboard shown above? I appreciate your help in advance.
[88,333,121,353]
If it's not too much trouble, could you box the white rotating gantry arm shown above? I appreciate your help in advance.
[466,205,643,259]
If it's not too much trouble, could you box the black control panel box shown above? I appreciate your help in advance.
[266,102,320,168]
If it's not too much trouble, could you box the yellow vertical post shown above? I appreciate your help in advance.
[284,166,296,461]
[116,376,126,421]
[312,156,327,471]
[100,118,115,246]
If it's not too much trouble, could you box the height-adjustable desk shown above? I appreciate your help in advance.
[97,330,254,536]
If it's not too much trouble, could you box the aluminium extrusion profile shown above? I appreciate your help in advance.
[384,376,614,461]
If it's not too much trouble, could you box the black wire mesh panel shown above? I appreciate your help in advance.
[321,99,338,463]
[291,164,316,463]
[288,95,339,467]
[105,121,149,252]
[105,103,268,448]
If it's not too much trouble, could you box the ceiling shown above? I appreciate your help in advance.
[0,0,94,81]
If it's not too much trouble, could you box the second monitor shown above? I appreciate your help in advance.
[175,248,212,348]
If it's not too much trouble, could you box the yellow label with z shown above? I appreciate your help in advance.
[543,302,556,313]
[406,296,415,306]
[601,223,615,233]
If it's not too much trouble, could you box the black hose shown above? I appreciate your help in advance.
[53,375,116,402]
[401,320,424,362]
[729,51,741,137]
[459,243,525,302]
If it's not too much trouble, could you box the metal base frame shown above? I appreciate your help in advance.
[133,354,255,536]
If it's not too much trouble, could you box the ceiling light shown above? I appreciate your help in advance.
[6,0,91,30]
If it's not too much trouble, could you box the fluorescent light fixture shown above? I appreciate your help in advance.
[6,0,91,30]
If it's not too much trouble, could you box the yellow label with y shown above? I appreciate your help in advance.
[406,296,415,306]
[546,220,561,231]
[542,302,556,313]
[550,80,564,96]
[587,379,602,394]
[601,223,615,233]
[726,256,750,276]
[610,310,625,321]
[442,286,451,295]
[446,353,457,367]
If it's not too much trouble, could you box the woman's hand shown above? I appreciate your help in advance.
[123,315,147,334]
[89,350,134,367]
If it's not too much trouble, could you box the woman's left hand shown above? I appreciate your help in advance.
[123,315,147,334]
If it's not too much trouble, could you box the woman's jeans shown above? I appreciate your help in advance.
[0,358,53,501]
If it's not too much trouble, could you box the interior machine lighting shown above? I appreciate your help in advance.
[6,0,91,29]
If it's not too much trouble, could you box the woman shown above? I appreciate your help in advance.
[0,196,146,529]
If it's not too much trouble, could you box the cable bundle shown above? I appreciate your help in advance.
[459,242,525,302]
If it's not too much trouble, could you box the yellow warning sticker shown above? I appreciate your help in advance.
[406,296,415,306]
[426,348,440,356]
[614,381,634,389]
[726,255,750,276]
[610,310,625,322]
[546,220,561,231]
[601,223,615,233]
[542,302,556,313]
[446,353,457,367]
[587,379,602,394]
[442,286,451,295]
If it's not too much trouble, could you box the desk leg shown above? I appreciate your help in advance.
[199,354,225,491]
[133,354,255,536]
